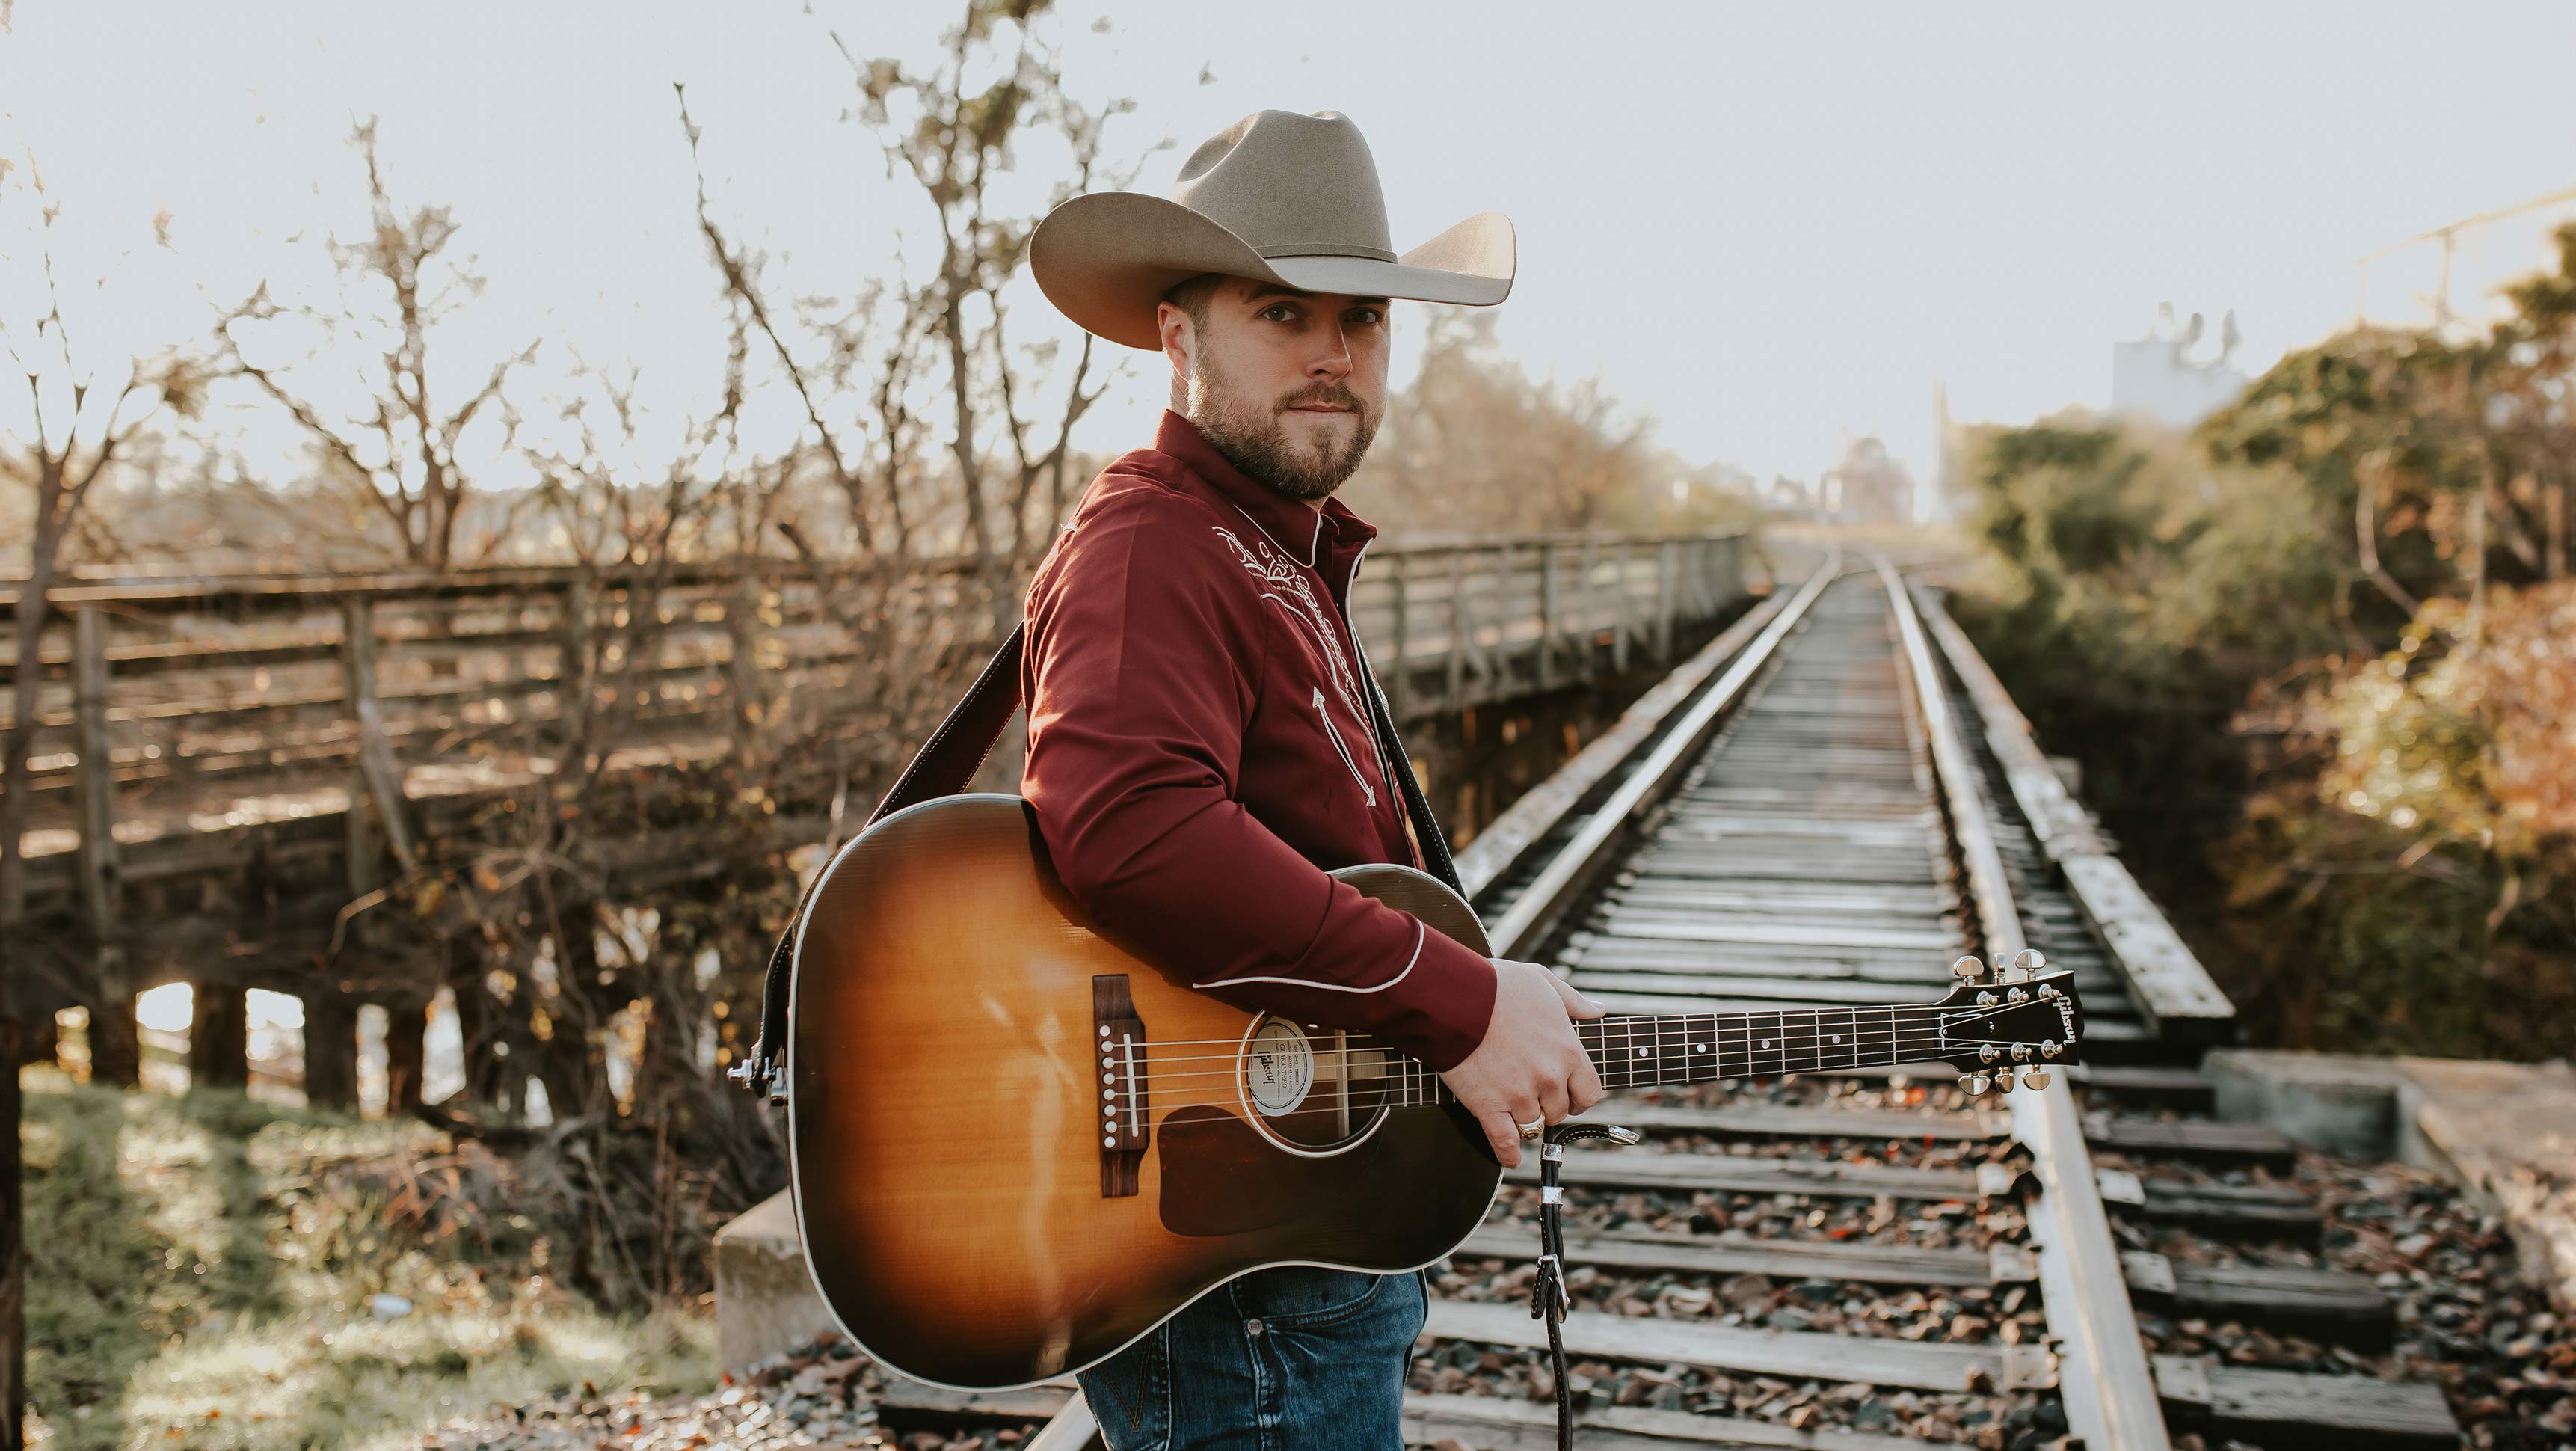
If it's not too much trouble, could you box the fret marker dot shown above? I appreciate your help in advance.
[1696,1044,1709,1052]
[1637,1047,1650,1058]
[1104,1135,1116,1147]
[1760,1040,1771,1049]
[1830,1035,1842,1044]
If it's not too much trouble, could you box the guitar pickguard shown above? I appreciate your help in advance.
[1157,1105,1313,1237]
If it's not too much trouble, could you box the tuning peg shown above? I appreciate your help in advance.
[1959,1073,1992,1096]
[2020,1070,2052,1091]
[2012,948,2046,973]
[1952,955,1988,982]
[1993,1067,2019,1093]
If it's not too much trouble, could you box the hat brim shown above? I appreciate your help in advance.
[1028,191,1514,351]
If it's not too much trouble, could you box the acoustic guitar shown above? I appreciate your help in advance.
[780,793,2085,1390]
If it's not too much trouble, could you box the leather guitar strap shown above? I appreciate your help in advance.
[737,622,1464,1099]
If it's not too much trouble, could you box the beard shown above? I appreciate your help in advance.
[1187,358,1380,503]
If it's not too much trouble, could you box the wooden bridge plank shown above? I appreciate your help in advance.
[1575,1101,2009,1142]
[1404,1391,1928,1451]
[874,1382,1077,1425]
[2085,1112,2296,1168]
[2117,1179,2322,1242]
[1427,1300,2010,1394]
[2121,1252,2394,1348]
[1451,1226,2010,1289]
[2067,1063,2216,1108]
[1507,1149,1982,1202]
[2153,1356,2458,1450]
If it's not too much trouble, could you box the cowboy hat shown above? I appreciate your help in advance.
[1028,109,1514,350]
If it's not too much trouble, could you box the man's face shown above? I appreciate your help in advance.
[1158,277,1391,503]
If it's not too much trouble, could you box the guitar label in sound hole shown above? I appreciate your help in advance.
[1245,1022,1314,1116]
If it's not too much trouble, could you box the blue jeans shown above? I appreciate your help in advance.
[1075,1266,1429,1451]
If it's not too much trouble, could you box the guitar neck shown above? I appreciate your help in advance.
[1380,1004,1958,1109]
[1576,1005,1950,1088]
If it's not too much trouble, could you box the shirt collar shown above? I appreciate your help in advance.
[1155,410,1378,573]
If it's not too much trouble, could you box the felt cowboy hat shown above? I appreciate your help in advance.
[1028,108,1515,350]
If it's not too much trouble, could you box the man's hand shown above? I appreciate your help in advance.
[1439,958,1606,1168]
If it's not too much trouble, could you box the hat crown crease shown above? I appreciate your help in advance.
[1171,109,1394,263]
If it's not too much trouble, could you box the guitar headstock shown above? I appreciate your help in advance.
[1928,949,2083,1095]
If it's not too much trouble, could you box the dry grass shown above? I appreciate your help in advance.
[21,1066,716,1450]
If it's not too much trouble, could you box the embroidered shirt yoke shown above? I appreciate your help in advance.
[1019,411,1498,1071]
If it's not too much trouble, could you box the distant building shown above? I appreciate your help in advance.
[2112,304,2248,429]
[1762,473,1816,515]
[1818,435,1914,524]
[1932,383,1966,525]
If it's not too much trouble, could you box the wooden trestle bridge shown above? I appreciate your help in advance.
[0,530,1749,1096]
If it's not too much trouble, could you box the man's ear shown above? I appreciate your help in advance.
[1158,300,1196,412]
[1156,300,1195,379]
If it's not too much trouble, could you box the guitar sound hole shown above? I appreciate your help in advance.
[1238,1017,1394,1150]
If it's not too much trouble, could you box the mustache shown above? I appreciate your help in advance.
[1276,384,1365,414]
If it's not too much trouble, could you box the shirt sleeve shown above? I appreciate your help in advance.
[1019,491,1498,1071]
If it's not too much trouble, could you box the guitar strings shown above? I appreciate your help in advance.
[1087,996,2062,1055]
[1110,1000,2050,1071]
[1128,1039,1978,1091]
[1092,1049,1976,1115]
[1099,1019,2015,1110]
[1103,1010,2002,1054]
[1123,1031,2043,1080]
[1092,1019,2029,1109]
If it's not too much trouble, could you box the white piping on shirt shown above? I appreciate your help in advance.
[1193,918,1424,994]
[1232,501,1324,570]
[1311,686,1377,806]
[1341,536,1400,789]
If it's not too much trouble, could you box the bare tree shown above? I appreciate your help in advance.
[216,119,535,570]
[0,160,198,1451]
[677,84,922,560]
[833,0,1146,566]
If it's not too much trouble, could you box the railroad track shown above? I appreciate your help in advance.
[901,553,2465,1451]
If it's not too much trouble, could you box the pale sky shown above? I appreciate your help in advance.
[5,1,2575,502]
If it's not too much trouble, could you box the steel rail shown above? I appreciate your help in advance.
[1484,550,1845,960]
[1875,553,2171,1451]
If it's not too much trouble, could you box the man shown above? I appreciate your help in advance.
[1019,110,1605,1450]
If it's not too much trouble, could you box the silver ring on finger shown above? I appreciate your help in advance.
[1516,1117,1545,1141]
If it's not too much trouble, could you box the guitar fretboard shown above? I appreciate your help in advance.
[1380,1006,1949,1108]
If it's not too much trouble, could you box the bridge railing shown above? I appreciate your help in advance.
[0,530,1750,916]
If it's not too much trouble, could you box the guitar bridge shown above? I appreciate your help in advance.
[1094,975,1149,1197]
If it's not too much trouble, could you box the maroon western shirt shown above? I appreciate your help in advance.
[1019,411,1498,1070]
